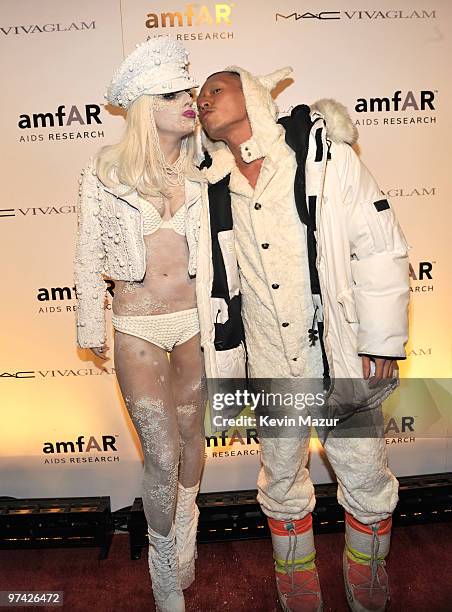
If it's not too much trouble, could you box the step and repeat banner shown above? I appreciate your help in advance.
[1,0,451,511]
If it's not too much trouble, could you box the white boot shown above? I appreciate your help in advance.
[147,524,185,612]
[175,482,200,589]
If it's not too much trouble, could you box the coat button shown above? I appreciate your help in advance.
[254,203,262,210]
[261,243,269,249]
[272,283,279,289]
[282,322,289,327]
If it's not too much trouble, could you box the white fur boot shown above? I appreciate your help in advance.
[175,482,200,589]
[147,524,185,612]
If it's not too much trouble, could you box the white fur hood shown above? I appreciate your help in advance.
[201,64,358,183]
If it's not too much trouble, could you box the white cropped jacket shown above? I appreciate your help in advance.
[73,158,202,348]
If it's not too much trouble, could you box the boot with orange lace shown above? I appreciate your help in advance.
[343,511,392,612]
[268,514,323,612]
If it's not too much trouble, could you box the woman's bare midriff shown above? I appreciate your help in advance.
[112,189,196,316]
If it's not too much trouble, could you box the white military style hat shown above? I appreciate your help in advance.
[105,36,198,109]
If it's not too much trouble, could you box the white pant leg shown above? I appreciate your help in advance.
[324,431,398,525]
[257,434,315,520]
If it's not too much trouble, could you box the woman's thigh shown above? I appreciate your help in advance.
[170,333,205,403]
[114,330,179,463]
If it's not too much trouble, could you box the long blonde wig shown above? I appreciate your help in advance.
[96,95,197,197]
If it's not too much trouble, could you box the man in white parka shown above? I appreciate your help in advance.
[195,67,410,612]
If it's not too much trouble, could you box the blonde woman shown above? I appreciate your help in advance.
[74,38,205,612]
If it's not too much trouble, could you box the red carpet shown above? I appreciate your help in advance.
[0,523,450,611]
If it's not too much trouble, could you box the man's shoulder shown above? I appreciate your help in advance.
[310,98,358,145]
[277,99,358,155]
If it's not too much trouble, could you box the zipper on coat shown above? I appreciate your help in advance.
[313,124,335,388]
[215,308,221,324]
[308,304,319,346]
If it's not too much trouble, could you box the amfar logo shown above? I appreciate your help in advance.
[385,416,415,436]
[37,281,115,302]
[381,187,436,198]
[276,10,436,21]
[355,91,435,112]
[409,261,434,281]
[145,3,233,28]
[1,21,96,36]
[18,105,102,129]
[38,282,115,314]
[37,286,77,301]
[43,435,118,454]
[409,260,435,293]
[206,429,259,447]
[385,416,416,444]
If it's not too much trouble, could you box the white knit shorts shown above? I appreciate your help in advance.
[111,307,200,352]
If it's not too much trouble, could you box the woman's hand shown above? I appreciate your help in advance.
[90,346,109,361]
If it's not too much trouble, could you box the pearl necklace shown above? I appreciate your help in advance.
[149,108,187,187]
[157,138,187,187]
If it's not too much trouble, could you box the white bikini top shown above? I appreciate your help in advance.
[138,198,186,237]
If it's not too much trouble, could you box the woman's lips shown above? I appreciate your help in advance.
[182,109,196,118]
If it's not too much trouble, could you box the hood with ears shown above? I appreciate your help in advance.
[201,65,358,182]
[202,65,293,164]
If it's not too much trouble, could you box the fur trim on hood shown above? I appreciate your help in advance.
[310,98,358,145]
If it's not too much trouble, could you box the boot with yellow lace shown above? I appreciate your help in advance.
[343,512,392,612]
[268,514,323,612]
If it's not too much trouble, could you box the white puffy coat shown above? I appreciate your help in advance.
[194,99,410,397]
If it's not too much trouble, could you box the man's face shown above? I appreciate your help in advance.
[197,73,248,141]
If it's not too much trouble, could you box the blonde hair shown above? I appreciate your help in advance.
[96,95,196,197]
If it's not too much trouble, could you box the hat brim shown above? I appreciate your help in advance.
[142,75,199,96]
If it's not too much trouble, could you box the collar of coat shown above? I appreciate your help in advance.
[201,98,358,185]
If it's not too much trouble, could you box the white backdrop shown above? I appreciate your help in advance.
[1,0,451,511]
